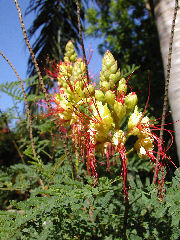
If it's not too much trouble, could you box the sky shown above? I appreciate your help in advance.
[0,0,103,120]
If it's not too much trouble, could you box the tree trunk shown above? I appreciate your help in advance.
[154,0,180,162]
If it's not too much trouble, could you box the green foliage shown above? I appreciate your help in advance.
[0,161,179,239]
[0,76,45,102]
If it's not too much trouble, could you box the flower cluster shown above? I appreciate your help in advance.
[46,41,172,196]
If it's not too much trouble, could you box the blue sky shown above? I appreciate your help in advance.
[0,0,102,117]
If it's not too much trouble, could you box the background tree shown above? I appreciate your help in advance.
[26,0,86,76]
[86,0,164,116]
[153,0,180,162]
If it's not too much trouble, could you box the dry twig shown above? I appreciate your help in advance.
[75,0,89,83]
[14,0,50,107]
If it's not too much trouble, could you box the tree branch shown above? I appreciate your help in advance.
[14,0,50,107]
[75,0,89,83]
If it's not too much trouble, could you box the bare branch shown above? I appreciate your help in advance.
[14,0,50,107]
[75,0,89,83]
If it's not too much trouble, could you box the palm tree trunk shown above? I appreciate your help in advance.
[154,0,180,162]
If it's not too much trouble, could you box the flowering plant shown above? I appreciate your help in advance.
[45,40,173,196]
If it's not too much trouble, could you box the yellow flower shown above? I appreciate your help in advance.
[112,130,126,146]
[114,100,126,123]
[89,101,114,143]
[125,92,138,112]
[128,106,142,135]
[134,137,154,158]
[57,62,72,85]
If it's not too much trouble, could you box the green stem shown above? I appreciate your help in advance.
[126,147,134,155]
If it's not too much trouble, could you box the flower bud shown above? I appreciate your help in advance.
[110,62,118,74]
[109,80,115,89]
[72,58,86,80]
[95,131,108,143]
[100,81,110,91]
[70,53,77,62]
[64,41,77,63]
[102,50,115,69]
[128,106,142,135]
[114,101,126,122]
[91,102,113,131]
[117,78,127,94]
[103,69,111,80]
[125,92,138,112]
[88,84,95,94]
[105,90,115,106]
[115,69,120,81]
[100,72,106,82]
[101,51,121,86]
[83,84,95,97]
[95,90,105,102]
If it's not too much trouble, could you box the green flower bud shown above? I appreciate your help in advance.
[125,92,138,112]
[109,74,116,83]
[114,100,126,122]
[101,51,120,84]
[110,62,118,74]
[72,58,86,80]
[117,78,127,94]
[102,50,116,69]
[95,90,105,102]
[70,53,77,62]
[115,69,121,82]
[74,81,83,93]
[100,81,110,91]
[109,80,115,89]
[58,62,72,86]
[88,84,95,94]
[103,69,111,80]
[64,41,77,63]
[64,56,69,63]
[105,90,115,106]
[100,72,106,82]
